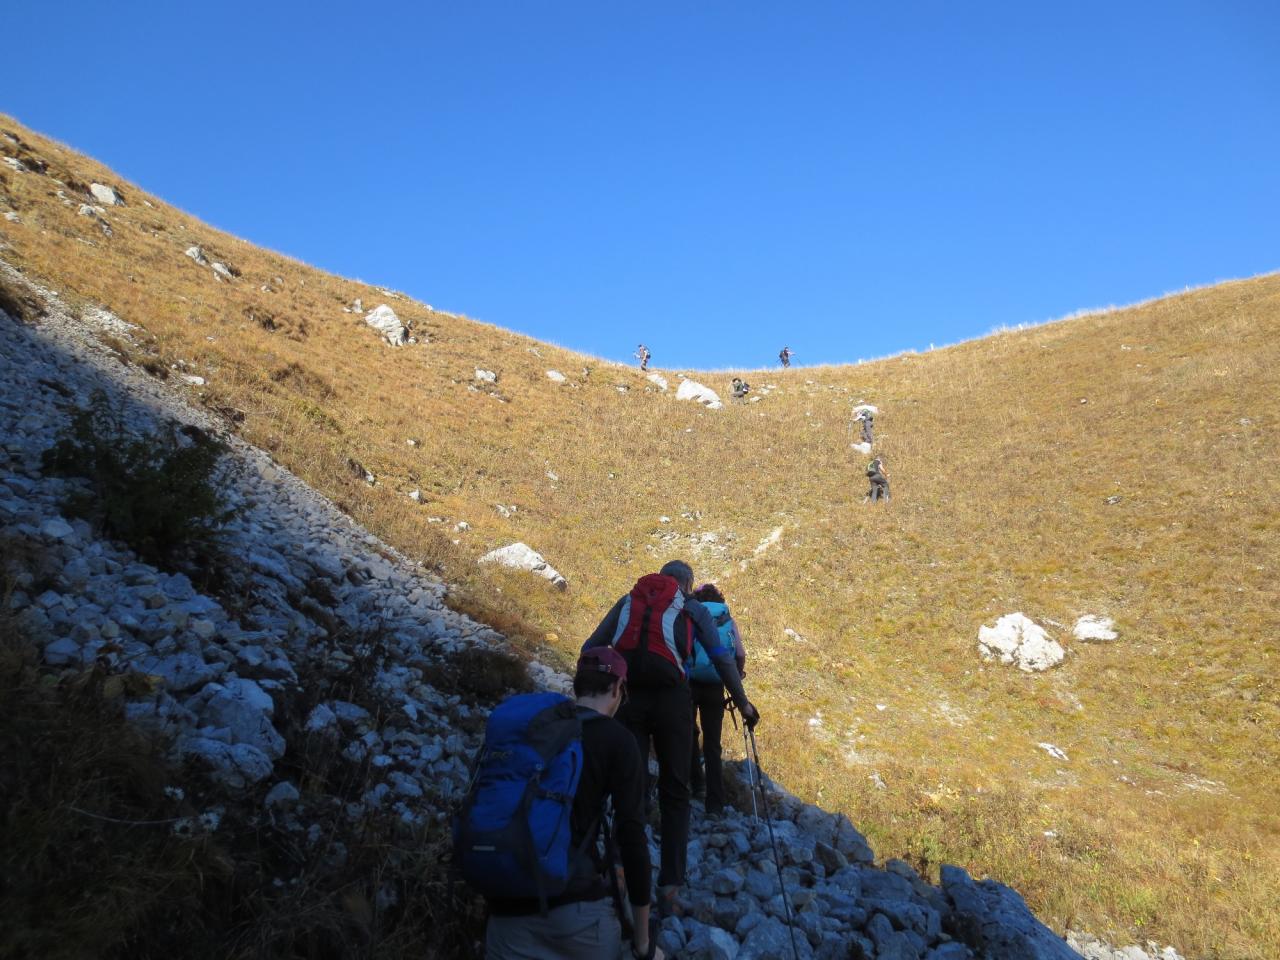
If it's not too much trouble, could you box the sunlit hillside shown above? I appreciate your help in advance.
[2,113,1277,958]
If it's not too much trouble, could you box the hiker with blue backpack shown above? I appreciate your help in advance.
[457,647,662,960]
[688,583,746,817]
[582,559,759,917]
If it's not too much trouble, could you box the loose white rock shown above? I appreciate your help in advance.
[852,441,872,454]
[89,183,123,206]
[479,542,567,589]
[264,780,301,808]
[1073,615,1118,642]
[675,379,722,409]
[978,613,1065,672]
[364,304,408,346]
[475,369,497,383]
[646,372,669,391]
[192,678,286,759]
[545,369,567,383]
[40,518,75,541]
[1038,742,1069,762]
[184,245,208,265]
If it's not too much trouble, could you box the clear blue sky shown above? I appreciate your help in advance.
[5,2,1278,368]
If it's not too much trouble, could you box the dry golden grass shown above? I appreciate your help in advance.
[3,112,1278,957]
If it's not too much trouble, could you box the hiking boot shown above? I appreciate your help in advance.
[656,884,685,920]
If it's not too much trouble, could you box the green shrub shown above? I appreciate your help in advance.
[42,392,233,565]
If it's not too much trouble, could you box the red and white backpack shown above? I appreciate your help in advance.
[610,573,694,685]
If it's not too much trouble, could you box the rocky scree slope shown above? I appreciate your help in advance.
[0,268,1196,960]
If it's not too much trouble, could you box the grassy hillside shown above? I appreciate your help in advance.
[2,113,1277,958]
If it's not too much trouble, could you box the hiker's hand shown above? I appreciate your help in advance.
[630,936,661,960]
[743,702,760,729]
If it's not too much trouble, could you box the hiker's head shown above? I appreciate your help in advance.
[693,583,724,604]
[659,560,694,595]
[574,647,628,712]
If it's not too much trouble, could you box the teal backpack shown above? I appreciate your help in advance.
[689,601,738,684]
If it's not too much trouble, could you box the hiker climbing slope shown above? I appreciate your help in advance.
[731,377,751,400]
[778,345,794,368]
[467,648,661,960]
[856,408,874,444]
[866,457,890,502]
[582,560,759,914]
[635,344,651,371]
[687,583,746,817]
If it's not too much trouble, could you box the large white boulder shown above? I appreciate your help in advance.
[89,183,123,206]
[978,613,1065,672]
[365,304,408,346]
[479,542,567,589]
[189,678,286,759]
[178,737,274,788]
[1073,615,1118,642]
[646,372,669,391]
[675,379,722,410]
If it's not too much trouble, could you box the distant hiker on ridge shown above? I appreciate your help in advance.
[856,408,874,444]
[779,346,794,368]
[866,457,890,503]
[635,344,651,371]
[687,583,746,817]
[731,377,750,400]
[582,559,759,917]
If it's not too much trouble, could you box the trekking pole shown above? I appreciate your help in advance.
[726,702,758,821]
[747,727,802,960]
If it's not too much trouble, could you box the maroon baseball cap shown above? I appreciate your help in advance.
[576,647,628,682]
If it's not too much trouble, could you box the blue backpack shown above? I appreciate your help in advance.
[453,692,598,904]
[689,601,738,684]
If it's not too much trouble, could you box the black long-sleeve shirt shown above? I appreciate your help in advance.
[583,594,752,713]
[486,708,650,914]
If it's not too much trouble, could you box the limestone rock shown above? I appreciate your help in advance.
[190,678,285,759]
[479,542,567,589]
[89,183,123,206]
[1072,615,1117,642]
[475,368,497,383]
[647,372,669,391]
[676,378,723,410]
[545,369,567,383]
[978,613,1064,672]
[364,304,408,346]
[185,245,208,265]
[264,780,301,808]
[179,737,273,788]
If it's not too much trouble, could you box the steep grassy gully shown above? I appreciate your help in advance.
[2,113,1277,958]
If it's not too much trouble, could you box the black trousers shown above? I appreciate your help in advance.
[616,684,692,887]
[689,681,727,812]
[868,479,890,502]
